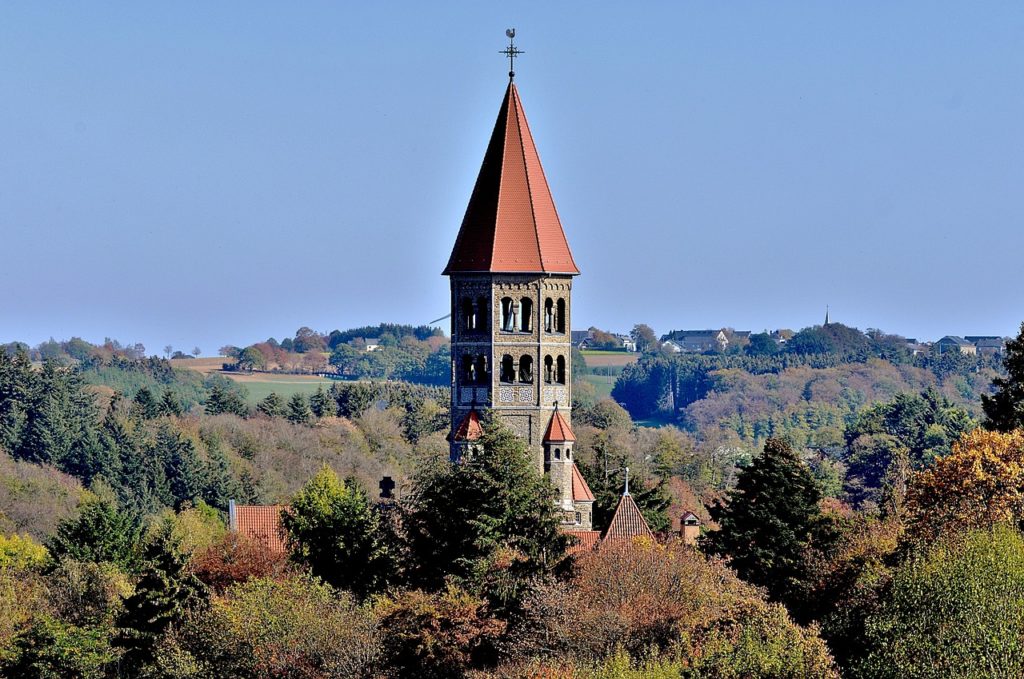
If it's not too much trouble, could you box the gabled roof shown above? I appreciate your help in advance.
[937,335,972,346]
[543,410,576,443]
[571,463,595,502]
[604,493,654,541]
[452,409,484,442]
[443,83,579,276]
[231,504,287,555]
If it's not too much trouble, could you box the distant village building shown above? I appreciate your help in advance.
[661,339,683,353]
[965,336,1007,356]
[661,329,752,353]
[936,336,978,355]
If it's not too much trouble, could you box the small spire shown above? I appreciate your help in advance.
[500,28,524,81]
[825,305,830,326]
[623,466,630,496]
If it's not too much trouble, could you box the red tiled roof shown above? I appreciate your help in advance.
[452,409,484,441]
[564,529,601,557]
[571,463,595,502]
[603,493,654,542]
[543,410,576,443]
[443,83,579,275]
[233,505,287,555]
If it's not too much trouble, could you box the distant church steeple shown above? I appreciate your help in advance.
[824,305,830,326]
[444,33,592,532]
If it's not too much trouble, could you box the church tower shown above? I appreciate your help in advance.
[444,74,593,531]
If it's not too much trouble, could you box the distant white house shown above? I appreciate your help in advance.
[661,339,683,353]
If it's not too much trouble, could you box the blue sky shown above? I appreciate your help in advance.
[2,2,1022,354]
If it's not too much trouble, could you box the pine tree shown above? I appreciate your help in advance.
[204,383,248,417]
[47,497,141,570]
[702,437,822,606]
[405,423,568,594]
[256,392,285,418]
[0,347,34,452]
[983,322,1024,432]
[133,387,159,419]
[152,425,206,508]
[115,522,208,668]
[286,393,311,424]
[309,385,333,418]
[158,390,183,417]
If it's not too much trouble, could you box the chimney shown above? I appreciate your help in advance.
[680,511,701,546]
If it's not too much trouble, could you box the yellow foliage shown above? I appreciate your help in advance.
[906,429,1024,541]
[0,532,48,570]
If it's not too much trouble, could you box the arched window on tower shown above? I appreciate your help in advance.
[477,296,488,331]
[556,299,566,333]
[544,355,554,383]
[461,298,475,332]
[519,355,533,383]
[500,355,515,383]
[556,355,566,384]
[544,298,554,332]
[519,298,533,332]
[475,354,488,383]
[462,353,475,383]
[501,297,516,332]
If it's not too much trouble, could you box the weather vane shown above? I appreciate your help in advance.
[500,28,523,81]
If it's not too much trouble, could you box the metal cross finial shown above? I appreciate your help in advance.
[500,28,523,81]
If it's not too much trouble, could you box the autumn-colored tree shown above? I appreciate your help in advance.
[376,586,505,679]
[905,428,1024,543]
[189,532,291,594]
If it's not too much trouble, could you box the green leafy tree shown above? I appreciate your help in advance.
[256,392,285,418]
[983,321,1024,432]
[630,324,658,353]
[236,346,266,372]
[703,437,822,606]
[286,392,311,424]
[745,332,779,356]
[1,616,117,679]
[858,525,1024,678]
[47,498,141,570]
[281,466,395,597]
[405,423,568,597]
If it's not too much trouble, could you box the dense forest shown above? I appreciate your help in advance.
[2,323,1024,677]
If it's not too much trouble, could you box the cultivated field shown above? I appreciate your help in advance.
[171,358,338,404]
[580,351,639,368]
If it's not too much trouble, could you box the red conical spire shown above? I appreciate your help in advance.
[444,83,579,275]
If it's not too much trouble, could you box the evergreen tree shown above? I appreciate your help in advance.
[133,387,159,419]
[282,466,395,597]
[158,389,183,417]
[983,322,1024,432]
[152,425,206,508]
[204,383,248,417]
[0,347,34,452]
[702,437,822,606]
[405,423,568,594]
[286,392,311,424]
[331,382,378,418]
[47,497,141,570]
[202,441,240,511]
[256,391,285,418]
[578,454,672,533]
[309,385,333,418]
[115,521,208,668]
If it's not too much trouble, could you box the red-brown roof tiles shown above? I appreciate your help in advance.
[604,493,654,542]
[444,83,579,275]
[232,505,287,555]
[543,410,576,443]
[452,409,484,441]
[571,463,595,503]
[564,530,601,557]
